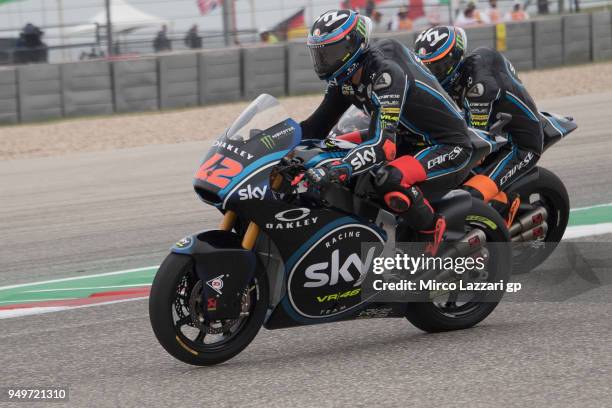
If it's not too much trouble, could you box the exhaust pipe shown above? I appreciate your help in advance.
[512,222,548,242]
[468,246,490,263]
[509,207,548,236]
[460,228,487,246]
[440,228,487,258]
[426,230,488,282]
[429,247,491,283]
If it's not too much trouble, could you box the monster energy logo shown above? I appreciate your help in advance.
[456,32,465,51]
[261,135,276,149]
[357,20,367,37]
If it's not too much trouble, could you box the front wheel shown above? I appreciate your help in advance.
[404,199,512,333]
[149,253,269,366]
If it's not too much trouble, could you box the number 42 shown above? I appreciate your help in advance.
[194,153,243,188]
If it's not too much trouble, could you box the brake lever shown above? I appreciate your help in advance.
[271,160,307,196]
[291,173,306,187]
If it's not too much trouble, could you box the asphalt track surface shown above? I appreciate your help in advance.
[1,92,612,407]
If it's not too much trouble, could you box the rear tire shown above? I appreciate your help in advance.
[149,252,269,366]
[404,199,511,333]
[508,167,570,274]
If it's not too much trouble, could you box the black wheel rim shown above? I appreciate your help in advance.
[430,222,500,317]
[170,260,259,352]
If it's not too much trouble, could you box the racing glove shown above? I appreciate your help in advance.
[304,161,351,201]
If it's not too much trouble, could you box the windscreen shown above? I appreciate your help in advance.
[329,105,370,137]
[225,94,290,142]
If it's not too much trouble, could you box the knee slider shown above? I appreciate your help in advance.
[374,165,403,194]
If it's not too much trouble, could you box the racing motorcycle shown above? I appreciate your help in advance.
[149,94,512,366]
[330,105,577,274]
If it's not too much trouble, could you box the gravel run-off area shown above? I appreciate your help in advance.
[2,61,612,161]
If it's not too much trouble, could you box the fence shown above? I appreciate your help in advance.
[1,11,612,125]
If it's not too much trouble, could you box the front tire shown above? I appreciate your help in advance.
[404,199,512,333]
[149,253,269,366]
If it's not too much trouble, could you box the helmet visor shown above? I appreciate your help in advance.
[426,60,453,81]
[424,50,461,82]
[307,34,361,79]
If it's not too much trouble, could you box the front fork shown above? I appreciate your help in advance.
[219,211,260,250]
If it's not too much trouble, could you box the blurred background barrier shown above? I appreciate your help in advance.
[112,58,158,112]
[373,31,415,46]
[198,48,241,105]
[242,44,286,99]
[534,18,564,68]
[563,13,592,64]
[159,53,199,109]
[17,63,63,122]
[286,41,323,96]
[465,26,496,52]
[61,60,113,117]
[0,67,17,124]
[592,11,612,61]
[503,21,534,70]
[1,11,612,124]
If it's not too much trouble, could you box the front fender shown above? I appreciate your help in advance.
[171,230,256,320]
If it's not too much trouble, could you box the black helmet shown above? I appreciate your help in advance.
[307,10,372,82]
[413,26,467,84]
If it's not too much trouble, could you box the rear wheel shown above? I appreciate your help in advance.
[149,253,268,366]
[404,199,511,333]
[508,167,570,274]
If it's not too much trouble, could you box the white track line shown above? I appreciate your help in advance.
[21,283,152,293]
[0,297,79,305]
[563,223,612,240]
[0,307,71,319]
[0,297,149,320]
[0,266,158,291]
[570,202,612,212]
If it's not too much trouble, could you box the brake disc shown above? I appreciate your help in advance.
[187,281,252,335]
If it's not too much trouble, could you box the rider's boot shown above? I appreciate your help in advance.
[419,216,447,257]
[463,175,520,228]
[382,184,446,256]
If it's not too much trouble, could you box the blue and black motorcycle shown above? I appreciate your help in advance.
[330,105,578,274]
[149,95,512,366]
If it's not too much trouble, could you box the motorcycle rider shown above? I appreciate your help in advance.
[414,26,544,226]
[299,10,473,254]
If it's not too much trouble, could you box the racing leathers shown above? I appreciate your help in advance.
[300,38,473,239]
[446,47,544,215]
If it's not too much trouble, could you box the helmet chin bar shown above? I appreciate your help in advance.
[325,46,367,84]
[439,59,465,90]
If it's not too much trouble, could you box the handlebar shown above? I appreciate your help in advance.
[270,156,307,195]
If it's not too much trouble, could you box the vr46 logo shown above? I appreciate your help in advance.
[304,247,377,288]
[317,288,361,303]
